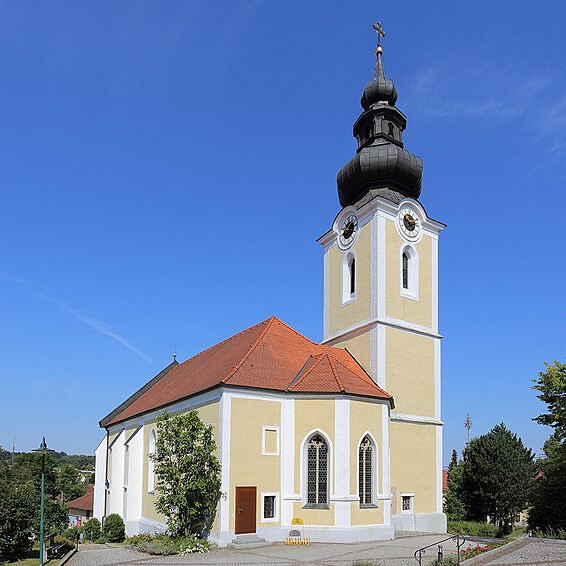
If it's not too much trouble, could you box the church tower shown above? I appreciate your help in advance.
[318,23,446,532]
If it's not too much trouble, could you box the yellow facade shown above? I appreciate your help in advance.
[385,327,435,417]
[349,400,384,526]
[390,421,437,515]
[230,397,281,529]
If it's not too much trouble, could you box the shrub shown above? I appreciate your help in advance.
[62,526,81,542]
[176,534,210,554]
[447,520,499,537]
[531,527,566,540]
[102,513,125,543]
[82,518,102,542]
[125,533,153,547]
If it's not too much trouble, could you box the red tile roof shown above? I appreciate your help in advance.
[103,317,392,427]
[67,484,94,512]
[443,470,449,492]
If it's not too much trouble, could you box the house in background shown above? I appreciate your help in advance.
[68,484,94,527]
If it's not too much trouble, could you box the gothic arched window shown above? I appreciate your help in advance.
[306,434,329,506]
[359,435,374,506]
[147,429,156,493]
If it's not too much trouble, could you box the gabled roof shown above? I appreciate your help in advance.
[67,484,94,512]
[102,317,392,427]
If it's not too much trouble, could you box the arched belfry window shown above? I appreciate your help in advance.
[306,434,329,506]
[350,257,356,295]
[342,253,357,303]
[147,429,156,493]
[359,435,375,506]
[401,245,419,300]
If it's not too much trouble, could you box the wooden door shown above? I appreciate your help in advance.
[235,486,256,534]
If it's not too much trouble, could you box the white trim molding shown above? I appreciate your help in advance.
[260,492,279,523]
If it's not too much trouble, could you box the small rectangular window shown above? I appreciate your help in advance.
[401,494,414,513]
[263,495,275,519]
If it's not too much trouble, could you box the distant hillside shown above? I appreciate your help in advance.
[0,445,94,469]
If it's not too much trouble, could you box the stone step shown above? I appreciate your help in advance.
[228,534,270,549]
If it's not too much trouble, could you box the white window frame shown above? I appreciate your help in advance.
[147,428,156,494]
[260,492,279,523]
[400,492,415,514]
[400,244,419,300]
[342,250,358,305]
[357,433,378,508]
[261,425,280,456]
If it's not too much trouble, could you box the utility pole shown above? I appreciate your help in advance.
[11,434,15,466]
[464,413,472,444]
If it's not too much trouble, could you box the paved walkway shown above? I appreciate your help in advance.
[463,537,566,565]
[69,535,467,566]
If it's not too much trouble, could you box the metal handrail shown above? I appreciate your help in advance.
[414,534,466,565]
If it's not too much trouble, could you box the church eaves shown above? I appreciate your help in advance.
[101,316,392,427]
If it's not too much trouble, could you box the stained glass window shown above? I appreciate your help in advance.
[307,434,328,505]
[359,436,373,506]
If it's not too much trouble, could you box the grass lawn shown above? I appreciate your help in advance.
[5,547,62,565]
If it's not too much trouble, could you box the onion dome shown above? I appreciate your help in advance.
[337,23,423,208]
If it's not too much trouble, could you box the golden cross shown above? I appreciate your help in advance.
[373,21,385,48]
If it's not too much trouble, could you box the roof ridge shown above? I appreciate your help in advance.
[327,352,345,392]
[272,316,321,347]
[289,353,325,390]
[177,317,274,369]
[223,316,277,384]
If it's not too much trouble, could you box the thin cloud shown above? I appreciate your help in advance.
[0,272,33,287]
[33,293,152,363]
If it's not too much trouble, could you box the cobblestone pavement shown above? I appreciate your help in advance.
[465,537,566,565]
[69,535,468,566]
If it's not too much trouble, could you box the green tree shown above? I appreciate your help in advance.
[529,359,566,532]
[152,411,222,538]
[528,435,566,532]
[0,462,35,561]
[444,451,466,521]
[533,360,566,439]
[461,423,535,531]
[56,464,86,502]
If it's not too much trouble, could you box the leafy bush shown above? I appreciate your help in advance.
[127,533,209,556]
[176,534,210,554]
[531,527,566,540]
[125,533,153,547]
[82,518,102,542]
[102,513,125,543]
[448,520,499,537]
[63,526,81,542]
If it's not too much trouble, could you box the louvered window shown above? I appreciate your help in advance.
[306,434,328,506]
[359,436,373,506]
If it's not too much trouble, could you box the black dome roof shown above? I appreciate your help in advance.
[336,36,423,208]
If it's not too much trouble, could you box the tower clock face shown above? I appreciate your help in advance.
[338,214,358,249]
[398,207,421,240]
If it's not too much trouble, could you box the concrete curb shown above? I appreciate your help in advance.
[58,547,77,565]
[461,535,528,565]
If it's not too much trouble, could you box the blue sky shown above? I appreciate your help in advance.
[1,1,565,464]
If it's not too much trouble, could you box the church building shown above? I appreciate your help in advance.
[93,23,447,545]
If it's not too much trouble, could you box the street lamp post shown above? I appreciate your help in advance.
[33,438,54,566]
